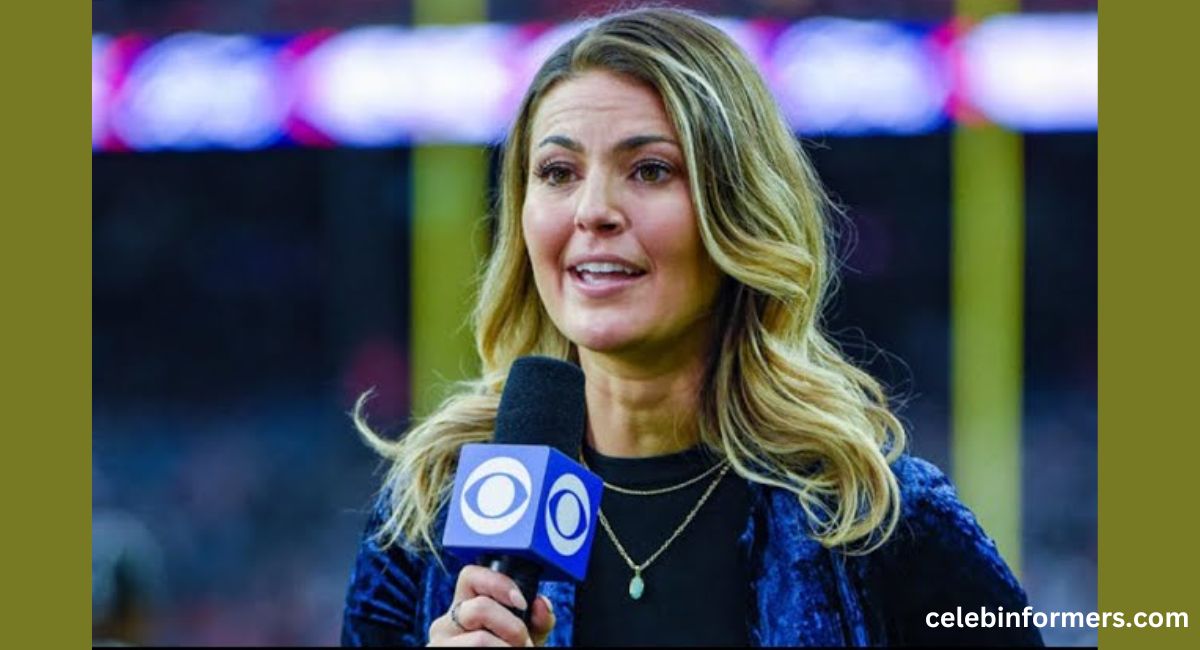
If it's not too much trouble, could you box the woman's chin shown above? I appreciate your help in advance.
[567,325,643,355]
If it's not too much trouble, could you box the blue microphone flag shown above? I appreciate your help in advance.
[443,443,603,583]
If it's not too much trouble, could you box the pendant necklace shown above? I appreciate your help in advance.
[581,454,732,600]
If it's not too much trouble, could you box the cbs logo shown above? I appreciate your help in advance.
[545,474,591,556]
[459,457,532,535]
[459,457,592,557]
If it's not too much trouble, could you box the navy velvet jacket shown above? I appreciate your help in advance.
[341,455,1044,646]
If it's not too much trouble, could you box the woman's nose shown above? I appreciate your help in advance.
[574,176,626,235]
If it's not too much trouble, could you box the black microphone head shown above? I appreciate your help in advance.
[494,356,587,458]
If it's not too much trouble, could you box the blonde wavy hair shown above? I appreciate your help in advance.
[356,6,906,557]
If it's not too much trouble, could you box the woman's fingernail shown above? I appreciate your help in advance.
[510,587,528,611]
[540,595,554,615]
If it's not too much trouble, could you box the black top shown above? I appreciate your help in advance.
[573,443,753,647]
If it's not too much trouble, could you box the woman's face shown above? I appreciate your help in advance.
[522,70,722,362]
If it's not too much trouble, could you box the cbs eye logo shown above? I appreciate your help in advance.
[460,457,533,535]
[545,474,591,556]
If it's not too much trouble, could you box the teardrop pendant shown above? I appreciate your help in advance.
[628,571,645,600]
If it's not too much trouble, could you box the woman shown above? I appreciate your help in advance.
[342,7,1042,647]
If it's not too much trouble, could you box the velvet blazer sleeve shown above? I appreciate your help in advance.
[858,456,1045,646]
[340,495,429,647]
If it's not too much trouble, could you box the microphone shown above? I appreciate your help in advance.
[442,356,603,624]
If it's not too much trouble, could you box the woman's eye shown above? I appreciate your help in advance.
[536,164,575,186]
[633,161,672,184]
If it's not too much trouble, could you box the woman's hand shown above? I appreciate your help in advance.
[427,565,556,647]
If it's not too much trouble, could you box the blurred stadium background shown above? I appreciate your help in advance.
[91,0,1097,645]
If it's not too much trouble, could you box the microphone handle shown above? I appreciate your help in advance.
[482,554,543,626]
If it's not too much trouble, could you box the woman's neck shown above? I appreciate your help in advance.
[577,348,707,458]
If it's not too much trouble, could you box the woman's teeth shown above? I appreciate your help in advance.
[574,262,642,275]
[572,262,645,284]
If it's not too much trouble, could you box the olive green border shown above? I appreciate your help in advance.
[1099,2,1198,647]
[7,1,90,646]
[44,2,1198,647]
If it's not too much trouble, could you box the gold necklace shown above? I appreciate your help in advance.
[580,452,729,496]
[585,459,732,600]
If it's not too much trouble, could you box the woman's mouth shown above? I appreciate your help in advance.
[568,261,647,296]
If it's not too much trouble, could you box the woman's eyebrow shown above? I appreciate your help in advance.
[535,134,679,153]
[613,134,677,152]
[537,135,582,152]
